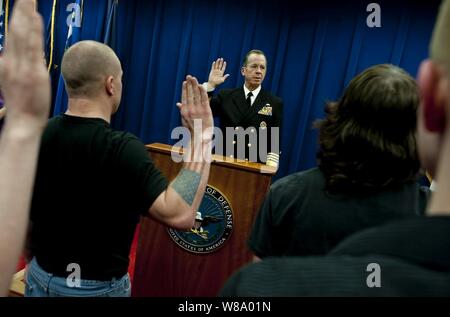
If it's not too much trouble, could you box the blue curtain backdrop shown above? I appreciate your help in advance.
[37,0,440,180]
[38,0,113,114]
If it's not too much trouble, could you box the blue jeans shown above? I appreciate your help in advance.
[25,258,131,297]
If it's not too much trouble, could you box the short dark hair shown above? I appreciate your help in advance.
[315,64,420,194]
[243,49,266,66]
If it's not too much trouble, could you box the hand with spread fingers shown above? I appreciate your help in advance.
[207,58,230,90]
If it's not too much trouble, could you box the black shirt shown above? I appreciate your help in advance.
[331,216,450,272]
[209,88,283,162]
[221,217,450,296]
[30,115,168,280]
[248,168,429,257]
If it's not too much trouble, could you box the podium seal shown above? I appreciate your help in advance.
[168,185,234,254]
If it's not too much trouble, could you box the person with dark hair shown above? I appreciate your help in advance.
[248,64,428,261]
[204,50,283,166]
[221,0,450,296]
[317,64,420,194]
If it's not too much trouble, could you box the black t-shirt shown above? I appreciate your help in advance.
[222,217,450,296]
[331,216,450,271]
[248,167,429,258]
[30,115,168,280]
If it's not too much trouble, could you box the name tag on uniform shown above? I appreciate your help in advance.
[258,104,273,116]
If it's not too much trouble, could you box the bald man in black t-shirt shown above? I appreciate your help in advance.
[26,41,213,297]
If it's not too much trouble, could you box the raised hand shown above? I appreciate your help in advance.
[207,58,230,90]
[0,0,50,132]
[177,76,213,142]
[0,0,51,296]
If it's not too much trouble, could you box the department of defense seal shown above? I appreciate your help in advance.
[168,185,233,254]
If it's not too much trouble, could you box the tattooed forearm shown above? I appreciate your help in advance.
[171,168,202,205]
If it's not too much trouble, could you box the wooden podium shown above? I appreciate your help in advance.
[132,143,276,297]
